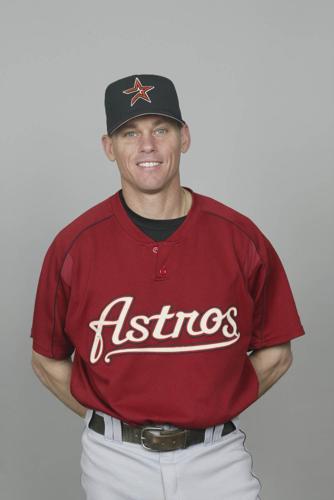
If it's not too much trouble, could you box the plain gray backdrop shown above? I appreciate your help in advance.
[1,1,333,499]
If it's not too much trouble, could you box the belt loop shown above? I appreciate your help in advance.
[204,425,215,445]
[104,414,114,441]
[111,417,123,443]
[212,423,225,443]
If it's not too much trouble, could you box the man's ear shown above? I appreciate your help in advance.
[101,134,116,161]
[180,123,191,153]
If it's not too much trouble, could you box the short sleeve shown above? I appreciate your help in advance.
[30,235,75,359]
[246,229,306,350]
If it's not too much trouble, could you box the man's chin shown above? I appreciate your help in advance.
[128,179,170,195]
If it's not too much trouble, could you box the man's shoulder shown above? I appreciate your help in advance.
[195,189,264,244]
[48,193,116,254]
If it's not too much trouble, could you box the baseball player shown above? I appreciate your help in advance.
[30,74,305,500]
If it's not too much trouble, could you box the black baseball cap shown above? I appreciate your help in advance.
[104,74,186,136]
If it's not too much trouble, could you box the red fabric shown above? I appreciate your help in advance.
[30,187,305,428]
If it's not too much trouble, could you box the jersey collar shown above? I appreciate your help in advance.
[110,186,200,245]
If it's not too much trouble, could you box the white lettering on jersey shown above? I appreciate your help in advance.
[88,296,240,364]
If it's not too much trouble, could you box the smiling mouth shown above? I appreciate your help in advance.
[137,161,162,169]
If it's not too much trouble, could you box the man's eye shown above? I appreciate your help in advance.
[123,128,167,137]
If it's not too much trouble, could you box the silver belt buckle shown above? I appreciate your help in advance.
[140,426,165,451]
[140,425,187,451]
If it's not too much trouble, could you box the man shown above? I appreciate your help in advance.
[30,74,305,500]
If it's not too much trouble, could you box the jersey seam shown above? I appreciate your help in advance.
[203,209,268,346]
[33,339,71,359]
[51,214,114,357]
[203,209,265,263]
[249,325,305,349]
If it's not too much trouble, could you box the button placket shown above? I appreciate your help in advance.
[151,244,169,281]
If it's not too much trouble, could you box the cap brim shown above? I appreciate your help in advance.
[108,112,186,136]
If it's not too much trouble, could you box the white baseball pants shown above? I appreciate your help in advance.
[80,409,262,500]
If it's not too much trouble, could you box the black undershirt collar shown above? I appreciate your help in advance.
[119,189,187,242]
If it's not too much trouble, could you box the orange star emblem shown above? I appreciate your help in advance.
[122,77,155,107]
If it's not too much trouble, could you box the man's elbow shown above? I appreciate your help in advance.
[253,341,293,374]
[279,343,293,373]
[31,354,52,387]
[31,349,72,384]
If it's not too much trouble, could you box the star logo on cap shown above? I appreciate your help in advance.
[122,77,155,107]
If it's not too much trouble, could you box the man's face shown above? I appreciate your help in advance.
[102,114,191,194]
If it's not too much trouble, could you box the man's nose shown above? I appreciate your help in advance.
[139,132,156,151]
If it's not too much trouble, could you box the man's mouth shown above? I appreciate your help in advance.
[136,161,162,169]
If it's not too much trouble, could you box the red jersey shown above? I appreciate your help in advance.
[30,186,305,428]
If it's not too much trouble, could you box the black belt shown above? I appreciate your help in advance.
[88,410,236,452]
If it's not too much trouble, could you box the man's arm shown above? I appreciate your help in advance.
[249,341,293,398]
[31,350,88,418]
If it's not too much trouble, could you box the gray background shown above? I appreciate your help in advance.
[1,1,333,499]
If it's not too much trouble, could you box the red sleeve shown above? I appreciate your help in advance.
[30,235,75,359]
[246,229,306,351]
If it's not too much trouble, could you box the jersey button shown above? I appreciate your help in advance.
[159,267,167,276]
[152,246,159,253]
